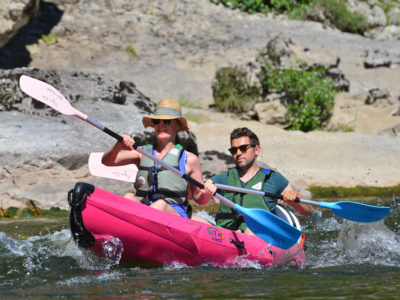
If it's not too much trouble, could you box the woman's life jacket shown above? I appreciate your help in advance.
[134,144,189,207]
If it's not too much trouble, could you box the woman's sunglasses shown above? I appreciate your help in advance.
[228,144,256,155]
[152,119,173,125]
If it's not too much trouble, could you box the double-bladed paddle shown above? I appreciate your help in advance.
[87,152,391,223]
[19,75,301,250]
[215,184,390,223]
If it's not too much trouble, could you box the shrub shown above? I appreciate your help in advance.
[41,34,58,45]
[212,66,260,113]
[125,44,137,57]
[259,64,337,131]
[210,0,370,34]
[311,0,369,34]
[210,0,270,13]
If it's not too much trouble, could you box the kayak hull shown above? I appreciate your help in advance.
[68,182,306,268]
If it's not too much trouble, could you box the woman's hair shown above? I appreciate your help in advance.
[230,127,260,146]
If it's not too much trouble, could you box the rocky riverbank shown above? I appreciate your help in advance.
[1,0,400,211]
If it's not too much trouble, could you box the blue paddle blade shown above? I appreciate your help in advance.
[234,205,302,250]
[320,201,390,223]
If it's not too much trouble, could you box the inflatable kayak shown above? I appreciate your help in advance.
[68,182,306,268]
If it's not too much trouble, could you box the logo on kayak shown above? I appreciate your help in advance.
[207,227,224,242]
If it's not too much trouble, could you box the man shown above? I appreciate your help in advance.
[204,127,313,235]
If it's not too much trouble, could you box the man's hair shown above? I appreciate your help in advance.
[230,127,260,146]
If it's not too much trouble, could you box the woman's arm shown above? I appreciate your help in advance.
[185,152,216,205]
[102,134,141,167]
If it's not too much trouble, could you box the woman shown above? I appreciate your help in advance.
[102,99,216,219]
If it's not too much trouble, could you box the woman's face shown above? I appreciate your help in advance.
[153,119,179,140]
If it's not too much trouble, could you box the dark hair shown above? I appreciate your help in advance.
[230,127,260,146]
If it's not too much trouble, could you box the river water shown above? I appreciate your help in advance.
[1,198,399,299]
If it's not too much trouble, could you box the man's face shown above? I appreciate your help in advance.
[230,136,260,170]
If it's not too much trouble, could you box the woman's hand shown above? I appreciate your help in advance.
[120,134,135,151]
[203,179,217,197]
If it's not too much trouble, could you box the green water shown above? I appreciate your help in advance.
[1,198,399,299]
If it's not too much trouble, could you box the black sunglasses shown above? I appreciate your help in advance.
[228,144,256,155]
[152,119,172,125]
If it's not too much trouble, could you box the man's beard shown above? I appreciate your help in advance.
[235,156,256,172]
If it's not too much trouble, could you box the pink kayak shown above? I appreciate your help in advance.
[68,182,306,268]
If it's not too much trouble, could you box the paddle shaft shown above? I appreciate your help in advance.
[82,121,239,209]
[214,183,318,206]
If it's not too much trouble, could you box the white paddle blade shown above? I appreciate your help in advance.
[19,75,87,119]
[88,152,138,183]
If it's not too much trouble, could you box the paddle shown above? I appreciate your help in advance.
[19,75,301,250]
[89,152,138,182]
[87,153,390,223]
[214,184,390,223]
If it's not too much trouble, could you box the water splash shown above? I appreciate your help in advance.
[336,220,400,266]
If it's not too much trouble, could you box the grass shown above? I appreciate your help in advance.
[329,123,355,132]
[40,34,58,45]
[125,43,137,57]
[178,96,204,109]
[183,112,212,124]
[309,184,400,199]
[0,206,69,219]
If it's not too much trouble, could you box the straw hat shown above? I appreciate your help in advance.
[142,99,189,131]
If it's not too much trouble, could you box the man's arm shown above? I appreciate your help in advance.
[281,184,314,216]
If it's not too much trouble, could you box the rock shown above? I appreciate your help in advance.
[0,68,155,210]
[0,68,201,210]
[388,6,400,26]
[365,88,390,105]
[0,67,154,115]
[0,0,39,48]
[378,123,400,137]
[254,100,288,127]
[375,25,400,40]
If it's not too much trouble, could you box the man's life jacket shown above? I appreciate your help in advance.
[215,167,271,231]
[134,144,189,208]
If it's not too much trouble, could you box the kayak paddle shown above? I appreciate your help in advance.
[214,184,390,223]
[88,152,138,182]
[86,154,390,223]
[19,75,302,250]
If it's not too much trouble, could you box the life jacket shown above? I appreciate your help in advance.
[215,167,271,231]
[134,144,189,207]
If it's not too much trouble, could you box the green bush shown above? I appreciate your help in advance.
[210,0,270,13]
[41,34,58,45]
[311,0,369,34]
[125,44,137,57]
[42,207,69,218]
[259,64,337,131]
[309,184,400,199]
[212,66,260,113]
[210,0,370,34]
[211,0,312,13]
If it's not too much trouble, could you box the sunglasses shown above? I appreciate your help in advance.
[228,144,256,155]
[152,119,173,125]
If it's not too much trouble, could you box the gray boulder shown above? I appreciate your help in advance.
[0,68,154,210]
[0,0,39,48]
